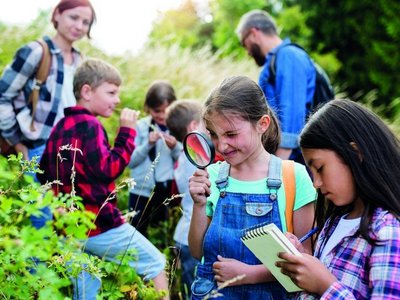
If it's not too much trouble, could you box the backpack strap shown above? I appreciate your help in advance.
[215,161,230,197]
[268,51,277,85]
[268,42,334,111]
[268,42,305,85]
[28,39,51,131]
[282,160,296,233]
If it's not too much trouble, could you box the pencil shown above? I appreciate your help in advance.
[298,227,319,243]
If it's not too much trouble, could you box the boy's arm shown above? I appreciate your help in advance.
[85,120,136,181]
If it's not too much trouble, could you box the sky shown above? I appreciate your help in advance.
[0,0,190,55]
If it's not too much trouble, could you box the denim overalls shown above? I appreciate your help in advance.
[191,155,288,299]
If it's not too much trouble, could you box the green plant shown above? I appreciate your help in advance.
[0,154,98,299]
[0,153,166,299]
[98,250,165,300]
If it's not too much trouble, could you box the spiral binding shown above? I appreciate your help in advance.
[241,224,269,240]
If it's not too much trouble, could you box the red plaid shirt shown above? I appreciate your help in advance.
[38,106,136,236]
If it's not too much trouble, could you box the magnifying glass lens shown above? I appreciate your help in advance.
[183,132,215,169]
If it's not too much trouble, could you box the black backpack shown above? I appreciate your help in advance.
[268,43,334,111]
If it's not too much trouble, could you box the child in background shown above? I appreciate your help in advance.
[166,99,203,299]
[38,59,169,300]
[188,76,316,299]
[277,100,400,299]
[128,80,182,237]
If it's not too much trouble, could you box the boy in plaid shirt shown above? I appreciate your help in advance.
[38,58,169,299]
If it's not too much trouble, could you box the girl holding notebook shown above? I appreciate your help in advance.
[277,100,400,299]
[188,76,316,299]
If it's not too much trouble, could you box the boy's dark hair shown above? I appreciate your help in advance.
[203,75,281,154]
[166,99,203,142]
[73,58,121,100]
[144,80,177,112]
[300,99,400,247]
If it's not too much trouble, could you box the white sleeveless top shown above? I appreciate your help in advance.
[56,64,76,123]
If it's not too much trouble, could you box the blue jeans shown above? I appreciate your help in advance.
[74,223,166,300]
[72,270,102,300]
[191,190,288,299]
[28,144,52,229]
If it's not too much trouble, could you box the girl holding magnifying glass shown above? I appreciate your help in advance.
[188,76,316,299]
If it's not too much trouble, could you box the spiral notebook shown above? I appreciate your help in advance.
[241,223,303,293]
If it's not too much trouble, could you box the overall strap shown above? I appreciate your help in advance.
[215,161,230,197]
[266,154,282,201]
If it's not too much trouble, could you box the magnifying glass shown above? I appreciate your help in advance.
[183,131,215,169]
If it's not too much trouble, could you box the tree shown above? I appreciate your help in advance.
[296,0,400,114]
[147,0,209,50]
[148,0,340,80]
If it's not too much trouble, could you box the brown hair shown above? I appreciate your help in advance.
[166,100,203,142]
[73,58,121,100]
[204,76,281,154]
[51,0,96,38]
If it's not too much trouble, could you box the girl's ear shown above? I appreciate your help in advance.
[350,142,363,162]
[257,115,271,133]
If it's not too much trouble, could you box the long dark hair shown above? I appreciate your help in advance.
[300,99,400,247]
[203,76,281,154]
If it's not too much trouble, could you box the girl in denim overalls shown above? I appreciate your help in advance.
[188,76,316,299]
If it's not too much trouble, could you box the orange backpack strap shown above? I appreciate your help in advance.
[28,39,51,131]
[282,160,296,233]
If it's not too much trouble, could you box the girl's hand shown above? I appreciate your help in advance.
[276,252,337,296]
[148,131,161,145]
[189,168,211,206]
[162,133,177,149]
[212,255,248,286]
[120,108,139,129]
[285,232,306,253]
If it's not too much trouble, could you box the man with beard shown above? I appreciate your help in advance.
[236,10,316,164]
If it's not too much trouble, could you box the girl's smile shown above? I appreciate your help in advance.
[207,113,265,168]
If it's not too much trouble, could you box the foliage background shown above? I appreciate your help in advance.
[0,0,399,298]
[148,0,400,122]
